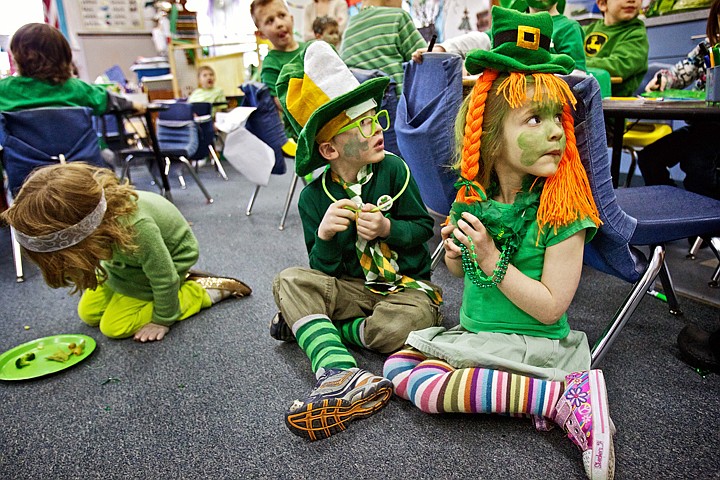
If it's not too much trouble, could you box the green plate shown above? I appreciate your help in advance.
[0,334,96,381]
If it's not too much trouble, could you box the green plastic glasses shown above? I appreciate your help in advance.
[336,109,390,138]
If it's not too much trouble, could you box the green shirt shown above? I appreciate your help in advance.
[260,43,305,97]
[583,17,648,97]
[102,191,200,327]
[460,205,597,340]
[298,153,434,281]
[0,76,110,114]
[552,15,586,72]
[340,7,426,96]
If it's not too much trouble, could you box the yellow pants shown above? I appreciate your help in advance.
[77,281,212,339]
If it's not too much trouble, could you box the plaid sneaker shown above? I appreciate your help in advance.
[270,312,295,342]
[285,367,393,441]
[553,370,615,480]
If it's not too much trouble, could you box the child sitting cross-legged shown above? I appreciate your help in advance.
[1,163,251,343]
[383,8,614,480]
[271,41,443,441]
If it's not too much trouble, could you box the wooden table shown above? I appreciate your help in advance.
[602,99,720,188]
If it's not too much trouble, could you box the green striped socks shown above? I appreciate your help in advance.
[337,317,365,348]
[294,314,356,373]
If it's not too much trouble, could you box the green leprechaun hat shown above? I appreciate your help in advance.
[465,6,574,75]
[276,41,390,177]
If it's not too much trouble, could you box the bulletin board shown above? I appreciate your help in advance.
[78,0,146,33]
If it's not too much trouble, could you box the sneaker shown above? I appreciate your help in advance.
[285,367,393,441]
[553,370,614,480]
[270,312,295,342]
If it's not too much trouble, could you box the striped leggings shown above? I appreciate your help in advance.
[383,348,563,420]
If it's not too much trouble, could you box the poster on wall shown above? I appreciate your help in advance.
[78,0,146,33]
[442,0,493,40]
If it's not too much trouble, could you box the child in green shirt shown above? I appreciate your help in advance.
[1,164,251,343]
[188,65,226,107]
[271,41,442,441]
[583,0,648,97]
[385,8,614,480]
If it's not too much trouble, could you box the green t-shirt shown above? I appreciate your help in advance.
[583,17,648,97]
[459,205,597,340]
[260,43,305,97]
[0,76,109,114]
[102,191,200,327]
[340,7,426,96]
[552,15,586,72]
[298,154,434,281]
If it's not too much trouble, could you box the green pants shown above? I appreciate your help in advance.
[77,280,212,339]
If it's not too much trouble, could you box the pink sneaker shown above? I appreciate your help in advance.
[553,370,615,480]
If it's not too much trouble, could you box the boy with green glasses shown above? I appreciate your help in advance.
[270,41,443,441]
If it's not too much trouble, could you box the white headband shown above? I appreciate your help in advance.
[14,190,107,253]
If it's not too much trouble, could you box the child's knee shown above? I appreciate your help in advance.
[99,318,137,339]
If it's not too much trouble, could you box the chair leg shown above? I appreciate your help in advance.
[657,258,682,315]
[10,226,24,283]
[279,174,301,230]
[708,237,720,288]
[178,156,214,204]
[246,185,261,216]
[591,245,665,368]
[208,145,228,181]
[687,236,703,259]
[430,241,445,272]
[624,148,638,188]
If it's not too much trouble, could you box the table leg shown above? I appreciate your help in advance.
[610,116,625,189]
[144,111,173,199]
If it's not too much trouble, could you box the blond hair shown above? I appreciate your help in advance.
[0,163,139,293]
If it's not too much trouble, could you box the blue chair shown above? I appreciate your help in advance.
[120,102,213,204]
[563,73,720,367]
[240,81,298,229]
[395,53,464,218]
[187,101,228,181]
[0,106,106,282]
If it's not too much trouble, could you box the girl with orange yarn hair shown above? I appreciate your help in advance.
[383,8,614,480]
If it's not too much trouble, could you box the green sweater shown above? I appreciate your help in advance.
[0,76,132,114]
[260,43,305,97]
[102,191,200,326]
[583,17,648,97]
[340,7,426,96]
[299,154,434,281]
[552,15,586,72]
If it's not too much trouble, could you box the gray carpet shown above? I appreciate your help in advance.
[1,162,719,479]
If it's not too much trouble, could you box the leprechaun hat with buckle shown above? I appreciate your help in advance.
[465,6,574,75]
[276,41,390,177]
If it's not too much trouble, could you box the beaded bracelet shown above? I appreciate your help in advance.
[460,238,512,288]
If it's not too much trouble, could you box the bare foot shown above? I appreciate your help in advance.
[133,323,170,342]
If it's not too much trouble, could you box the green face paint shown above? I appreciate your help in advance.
[515,103,565,167]
[341,134,370,159]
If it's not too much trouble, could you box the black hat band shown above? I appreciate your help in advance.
[493,25,551,52]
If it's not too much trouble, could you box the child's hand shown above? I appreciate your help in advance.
[412,45,447,63]
[356,203,391,241]
[133,323,170,342]
[453,212,499,272]
[645,72,667,92]
[440,223,462,260]
[318,199,358,241]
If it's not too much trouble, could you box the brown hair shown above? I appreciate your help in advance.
[197,65,215,78]
[708,0,720,45]
[312,16,339,36]
[10,23,73,84]
[454,70,600,233]
[250,0,288,25]
[0,164,139,293]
